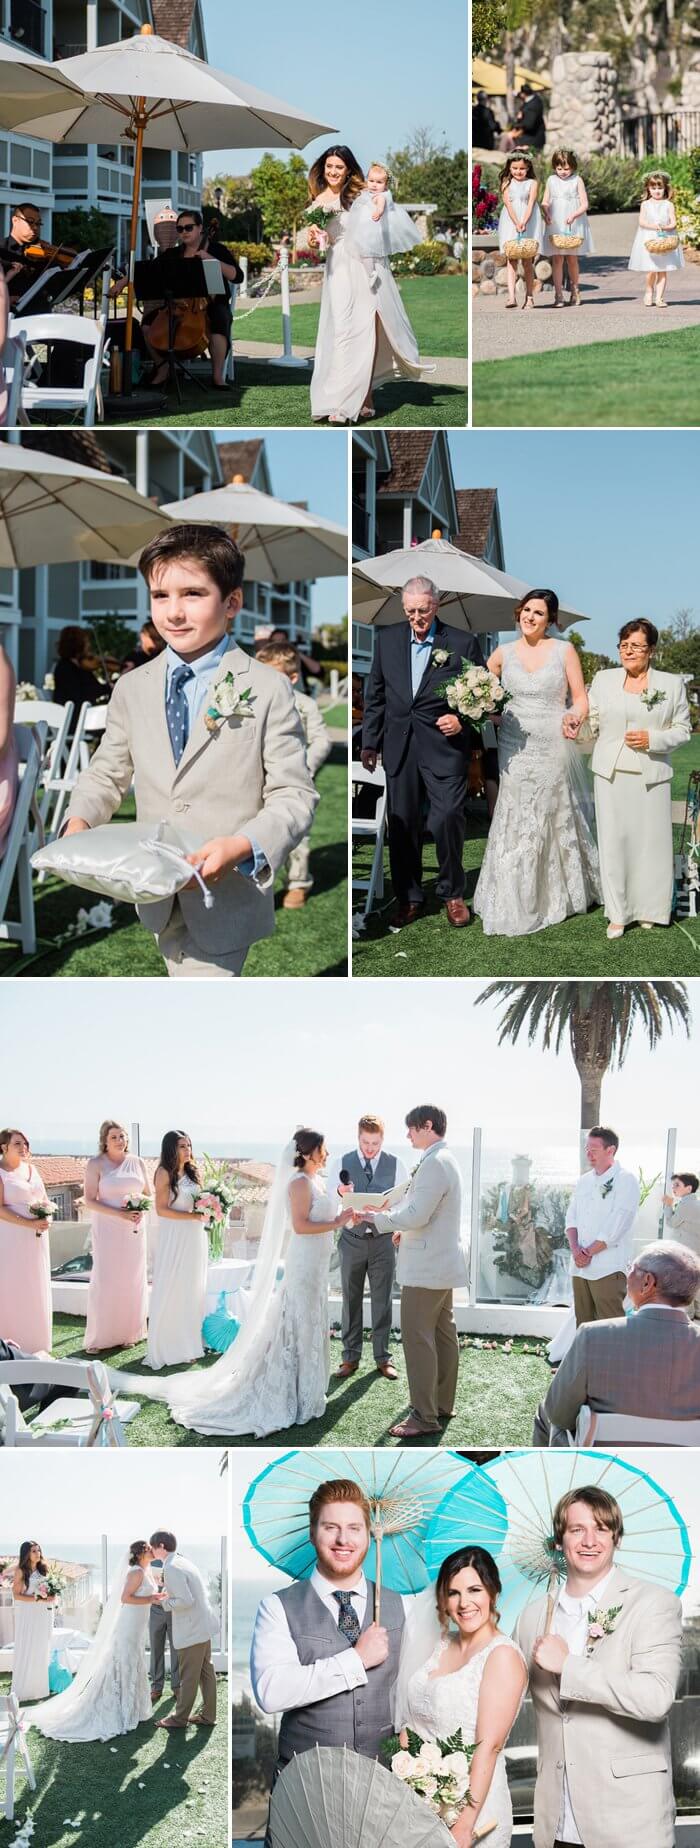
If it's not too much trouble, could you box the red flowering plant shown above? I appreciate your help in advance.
[472,162,499,233]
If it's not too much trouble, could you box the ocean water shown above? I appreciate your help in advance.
[0,1537,223,1599]
[35,1134,697,1181]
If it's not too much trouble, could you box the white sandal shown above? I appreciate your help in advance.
[606,923,624,941]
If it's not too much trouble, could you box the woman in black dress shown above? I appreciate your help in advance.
[144,209,244,391]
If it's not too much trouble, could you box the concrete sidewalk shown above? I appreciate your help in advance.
[235,340,467,387]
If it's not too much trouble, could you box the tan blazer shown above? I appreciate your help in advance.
[516,1566,681,1848]
[66,641,317,953]
[534,1304,700,1444]
[374,1141,468,1290]
[588,666,691,787]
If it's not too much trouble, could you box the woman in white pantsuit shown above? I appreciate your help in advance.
[589,619,691,939]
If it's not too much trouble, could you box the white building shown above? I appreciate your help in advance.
[0,0,205,259]
[1,431,315,681]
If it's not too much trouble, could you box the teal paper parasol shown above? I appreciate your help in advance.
[425,1449,692,1636]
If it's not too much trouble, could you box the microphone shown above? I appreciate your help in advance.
[339,1169,351,1186]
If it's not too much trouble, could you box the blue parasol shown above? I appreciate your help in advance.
[425,1448,692,1636]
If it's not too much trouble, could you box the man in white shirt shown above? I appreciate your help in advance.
[250,1479,405,1846]
[516,1486,681,1848]
[326,1115,408,1382]
[566,1127,639,1326]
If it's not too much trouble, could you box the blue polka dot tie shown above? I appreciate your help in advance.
[166,663,194,765]
[333,1590,360,1644]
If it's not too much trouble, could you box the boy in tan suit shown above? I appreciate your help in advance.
[256,640,331,910]
[64,525,316,977]
[516,1485,681,1848]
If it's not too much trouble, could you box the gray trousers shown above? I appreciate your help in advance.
[149,1603,180,1692]
[338,1225,396,1363]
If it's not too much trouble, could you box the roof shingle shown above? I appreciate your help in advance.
[376,433,434,496]
[217,440,264,483]
[453,488,497,558]
[149,0,197,47]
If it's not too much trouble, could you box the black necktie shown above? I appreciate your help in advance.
[363,1159,374,1186]
[333,1590,360,1644]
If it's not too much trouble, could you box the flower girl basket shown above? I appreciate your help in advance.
[550,231,584,249]
[502,233,539,261]
[270,1746,497,1847]
[645,233,679,253]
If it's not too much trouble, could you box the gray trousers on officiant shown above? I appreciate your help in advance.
[338,1148,397,1365]
[149,1601,180,1693]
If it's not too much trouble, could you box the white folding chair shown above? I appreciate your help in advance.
[0,722,45,956]
[13,699,74,833]
[0,1358,137,1448]
[352,759,387,921]
[48,701,109,842]
[8,312,109,426]
[0,331,28,427]
[0,1692,36,1821]
[572,1405,700,1446]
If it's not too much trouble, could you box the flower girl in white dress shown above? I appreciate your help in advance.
[499,154,543,309]
[146,1130,208,1369]
[396,1548,527,1847]
[542,149,594,306]
[629,170,684,307]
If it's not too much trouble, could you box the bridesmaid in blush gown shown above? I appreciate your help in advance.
[0,1127,52,1351]
[145,1130,208,1369]
[307,145,428,424]
[11,1542,56,1702]
[84,1120,150,1352]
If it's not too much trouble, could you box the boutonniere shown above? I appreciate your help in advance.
[586,1604,622,1655]
[203,671,254,733]
[410,1162,422,1178]
[641,688,666,711]
[600,1175,615,1200]
[432,647,450,668]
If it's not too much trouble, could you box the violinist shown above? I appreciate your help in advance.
[0,203,45,301]
[143,209,243,391]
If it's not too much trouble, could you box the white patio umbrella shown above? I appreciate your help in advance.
[0,39,87,131]
[160,479,348,581]
[353,536,588,633]
[15,25,335,381]
[0,443,171,566]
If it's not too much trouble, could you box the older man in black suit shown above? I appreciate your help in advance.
[361,577,485,928]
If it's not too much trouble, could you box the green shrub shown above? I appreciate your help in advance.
[688,147,700,192]
[228,241,272,270]
[637,151,693,192]
[390,240,447,276]
[675,183,700,249]
[576,155,642,213]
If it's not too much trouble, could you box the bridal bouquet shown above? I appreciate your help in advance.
[435,662,511,733]
[383,1728,480,1830]
[29,1200,58,1237]
[37,1569,66,1599]
[195,1157,238,1259]
[305,204,337,253]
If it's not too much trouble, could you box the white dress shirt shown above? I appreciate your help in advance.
[250,1568,370,1714]
[565,1163,639,1281]
[326,1148,409,1199]
[552,1566,617,1844]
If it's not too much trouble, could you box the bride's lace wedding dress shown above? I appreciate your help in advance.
[31,1568,154,1742]
[474,646,601,937]
[405,1633,524,1848]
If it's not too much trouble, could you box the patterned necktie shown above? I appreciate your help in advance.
[166,663,194,765]
[333,1590,360,1644]
[363,1159,374,1186]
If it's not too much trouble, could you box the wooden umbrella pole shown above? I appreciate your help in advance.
[544,1564,559,1636]
[123,99,146,396]
[375,1528,382,1627]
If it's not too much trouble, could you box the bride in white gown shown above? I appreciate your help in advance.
[396,1548,527,1847]
[29,1543,163,1742]
[474,589,601,937]
[110,1129,356,1440]
[306,145,429,424]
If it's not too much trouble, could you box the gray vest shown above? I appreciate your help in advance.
[277,1576,404,1763]
[342,1148,397,1236]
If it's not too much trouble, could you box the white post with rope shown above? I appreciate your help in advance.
[269,243,312,371]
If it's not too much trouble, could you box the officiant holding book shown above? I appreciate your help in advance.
[327,1115,408,1381]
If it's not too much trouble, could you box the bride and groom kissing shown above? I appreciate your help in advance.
[29,1530,218,1744]
[251,1478,682,1848]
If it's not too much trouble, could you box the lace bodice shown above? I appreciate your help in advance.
[284,1178,336,1281]
[406,1632,524,1743]
[500,645,569,751]
[168,1173,200,1214]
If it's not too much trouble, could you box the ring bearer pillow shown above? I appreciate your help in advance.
[31,819,214,909]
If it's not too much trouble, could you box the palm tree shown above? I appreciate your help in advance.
[477,982,692,1137]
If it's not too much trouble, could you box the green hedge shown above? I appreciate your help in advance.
[479,148,700,216]
[390,240,448,276]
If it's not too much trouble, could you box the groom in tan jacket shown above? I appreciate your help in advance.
[64,524,316,977]
[515,1485,681,1848]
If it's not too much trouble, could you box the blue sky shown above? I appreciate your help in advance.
[214,430,347,629]
[4,978,699,1151]
[200,0,466,176]
[447,430,700,655]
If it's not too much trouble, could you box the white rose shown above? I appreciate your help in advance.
[391,1751,415,1781]
[214,675,244,715]
[441,1753,471,1781]
[416,1743,443,1774]
[419,1776,439,1798]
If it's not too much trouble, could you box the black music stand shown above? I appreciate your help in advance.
[133,254,224,401]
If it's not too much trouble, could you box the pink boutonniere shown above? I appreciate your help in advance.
[586,1604,622,1655]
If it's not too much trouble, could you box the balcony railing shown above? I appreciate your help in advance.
[10,0,45,57]
[619,109,700,158]
[351,501,370,550]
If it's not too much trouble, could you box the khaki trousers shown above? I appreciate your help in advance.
[400,1285,459,1432]
[171,1638,217,1726]
[573,1271,626,1325]
[156,903,248,979]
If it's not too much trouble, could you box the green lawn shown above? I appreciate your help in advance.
[352,814,700,976]
[232,277,467,358]
[323,704,348,729]
[1,749,347,979]
[127,366,467,429]
[473,325,700,426]
[45,1317,550,1449]
[0,1672,228,1848]
[672,736,700,800]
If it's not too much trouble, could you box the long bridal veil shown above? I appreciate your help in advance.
[392,1585,443,1730]
[28,1550,131,1734]
[108,1140,297,1424]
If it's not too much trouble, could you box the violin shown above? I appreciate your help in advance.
[21,240,77,270]
[146,215,223,359]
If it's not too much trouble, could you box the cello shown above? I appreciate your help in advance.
[144,215,224,359]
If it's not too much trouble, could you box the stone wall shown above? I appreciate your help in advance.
[545,51,621,156]
[680,62,700,109]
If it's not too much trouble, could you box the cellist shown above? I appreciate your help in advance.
[142,208,243,390]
